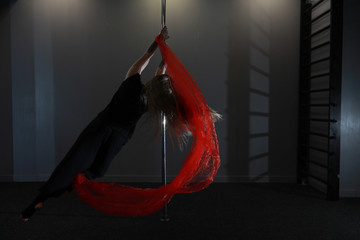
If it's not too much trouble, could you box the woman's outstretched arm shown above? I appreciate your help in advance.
[126,27,169,79]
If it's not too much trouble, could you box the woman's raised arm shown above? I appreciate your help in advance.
[126,27,169,79]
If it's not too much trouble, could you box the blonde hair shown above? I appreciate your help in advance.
[144,74,221,147]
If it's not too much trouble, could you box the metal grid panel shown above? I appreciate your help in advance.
[298,0,343,200]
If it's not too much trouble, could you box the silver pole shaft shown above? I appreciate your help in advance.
[162,114,167,187]
[160,114,169,221]
[160,0,169,222]
[161,0,166,27]
[160,0,167,189]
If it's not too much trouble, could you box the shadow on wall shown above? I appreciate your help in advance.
[227,0,271,182]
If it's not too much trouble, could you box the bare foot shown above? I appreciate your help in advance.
[34,202,43,209]
[20,215,29,222]
[20,202,44,222]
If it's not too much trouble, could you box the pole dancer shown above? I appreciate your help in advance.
[21,11,222,219]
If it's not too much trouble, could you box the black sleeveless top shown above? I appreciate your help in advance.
[95,73,147,137]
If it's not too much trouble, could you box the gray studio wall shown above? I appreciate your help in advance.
[0,0,300,183]
[0,2,13,181]
[227,0,299,182]
[340,0,360,197]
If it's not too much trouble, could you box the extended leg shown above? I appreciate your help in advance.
[20,125,112,222]
[39,125,112,197]
[85,129,129,179]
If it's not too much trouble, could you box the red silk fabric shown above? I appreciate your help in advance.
[72,34,220,217]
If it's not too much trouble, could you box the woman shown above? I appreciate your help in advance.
[21,27,171,222]
[21,26,221,221]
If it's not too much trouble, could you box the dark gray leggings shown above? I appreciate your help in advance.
[38,123,129,199]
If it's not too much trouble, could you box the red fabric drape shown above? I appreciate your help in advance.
[72,34,220,217]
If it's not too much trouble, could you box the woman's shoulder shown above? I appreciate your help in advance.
[120,73,142,87]
[123,73,141,82]
[117,73,144,95]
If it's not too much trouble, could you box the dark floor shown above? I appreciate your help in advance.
[1,182,359,240]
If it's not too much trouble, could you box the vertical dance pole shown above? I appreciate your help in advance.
[160,113,169,221]
[161,0,166,28]
[160,0,170,222]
